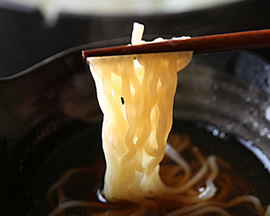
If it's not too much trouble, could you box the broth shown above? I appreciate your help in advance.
[30,119,270,216]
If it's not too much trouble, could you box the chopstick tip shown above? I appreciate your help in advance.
[81,50,86,59]
[81,50,91,64]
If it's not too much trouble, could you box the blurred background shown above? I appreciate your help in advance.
[0,0,270,77]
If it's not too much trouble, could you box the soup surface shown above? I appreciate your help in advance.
[32,119,270,216]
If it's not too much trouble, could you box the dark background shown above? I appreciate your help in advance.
[1,0,270,77]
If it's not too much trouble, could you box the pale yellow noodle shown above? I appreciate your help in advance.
[198,156,218,199]
[89,47,192,201]
[184,206,231,216]
[265,205,270,216]
[46,167,93,207]
[165,143,191,184]
[166,195,265,216]
[165,149,208,194]
[47,200,121,216]
[168,134,191,153]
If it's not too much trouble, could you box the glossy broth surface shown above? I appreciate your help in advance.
[32,119,270,216]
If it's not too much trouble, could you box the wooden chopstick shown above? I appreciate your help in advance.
[82,29,270,58]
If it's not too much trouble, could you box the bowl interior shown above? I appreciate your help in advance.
[1,46,270,215]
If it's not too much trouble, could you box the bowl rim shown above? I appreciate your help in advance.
[0,37,131,82]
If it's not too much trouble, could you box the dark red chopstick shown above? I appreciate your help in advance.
[82,29,270,58]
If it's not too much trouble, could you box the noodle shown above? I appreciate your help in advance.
[46,22,270,216]
[47,200,118,216]
[46,167,94,207]
[166,195,266,216]
[88,22,192,201]
[46,134,270,216]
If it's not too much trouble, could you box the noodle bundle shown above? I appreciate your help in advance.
[88,23,192,201]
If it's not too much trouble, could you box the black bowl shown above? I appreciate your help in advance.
[1,41,270,215]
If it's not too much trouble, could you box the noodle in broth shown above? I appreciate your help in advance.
[46,23,270,216]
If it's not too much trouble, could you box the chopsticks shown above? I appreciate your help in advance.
[82,29,270,58]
